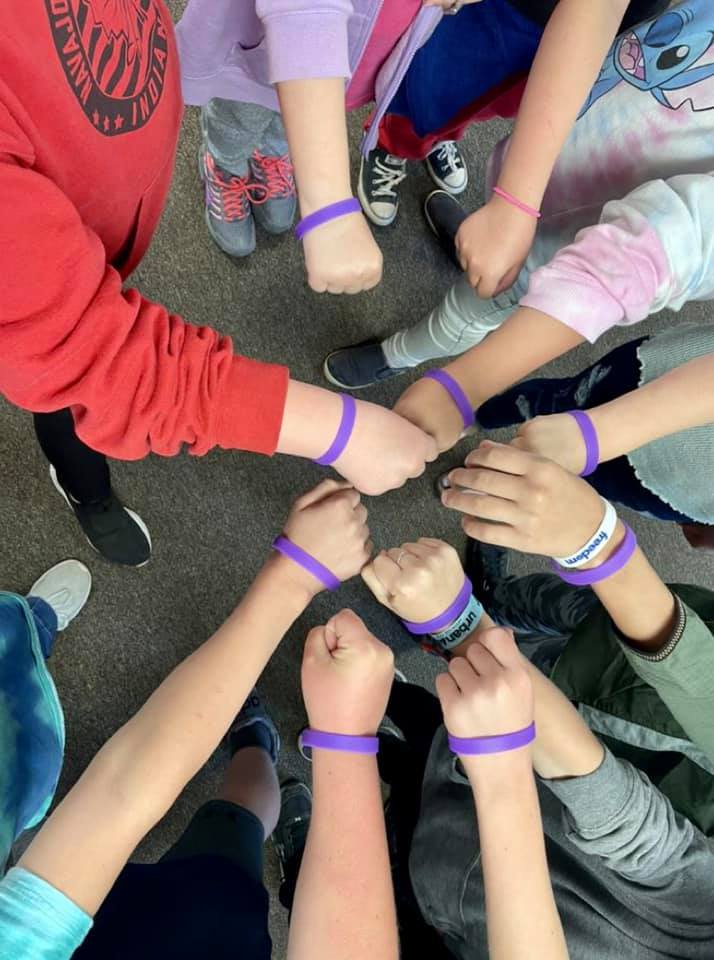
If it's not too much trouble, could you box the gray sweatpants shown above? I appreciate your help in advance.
[202,98,288,177]
[382,267,529,370]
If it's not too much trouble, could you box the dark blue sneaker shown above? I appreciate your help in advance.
[424,141,468,195]
[323,339,407,390]
[227,688,280,764]
[423,189,467,269]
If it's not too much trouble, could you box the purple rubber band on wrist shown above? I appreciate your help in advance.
[567,410,599,477]
[295,198,362,240]
[300,729,379,754]
[402,577,473,635]
[449,722,536,756]
[423,369,475,430]
[313,394,357,467]
[273,535,341,591]
[552,523,637,586]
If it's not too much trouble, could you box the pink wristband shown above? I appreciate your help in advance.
[492,186,541,220]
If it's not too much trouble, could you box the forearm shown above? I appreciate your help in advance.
[21,554,312,913]
[276,379,343,459]
[588,354,714,462]
[288,753,398,960]
[278,78,352,215]
[446,307,584,409]
[589,522,676,652]
[498,0,627,207]
[467,756,567,960]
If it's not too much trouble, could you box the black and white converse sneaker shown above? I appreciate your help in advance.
[424,140,468,195]
[358,148,408,226]
[50,466,152,568]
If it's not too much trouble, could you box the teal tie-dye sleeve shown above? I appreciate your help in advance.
[0,867,92,959]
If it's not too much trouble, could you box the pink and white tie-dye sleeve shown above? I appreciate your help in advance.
[520,214,670,343]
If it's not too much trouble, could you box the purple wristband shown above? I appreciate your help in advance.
[552,523,637,586]
[273,535,341,591]
[402,577,473,635]
[567,410,599,477]
[423,369,475,430]
[449,721,536,756]
[300,729,379,755]
[295,198,362,240]
[314,394,357,467]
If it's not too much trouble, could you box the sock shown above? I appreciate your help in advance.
[230,719,275,760]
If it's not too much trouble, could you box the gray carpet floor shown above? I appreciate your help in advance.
[2,3,713,953]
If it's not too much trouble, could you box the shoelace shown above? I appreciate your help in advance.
[203,152,268,222]
[371,154,408,198]
[251,150,296,200]
[434,141,463,175]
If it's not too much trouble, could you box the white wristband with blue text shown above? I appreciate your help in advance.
[430,593,484,652]
[553,498,618,570]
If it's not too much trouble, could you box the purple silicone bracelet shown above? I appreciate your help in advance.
[300,729,379,755]
[449,722,536,756]
[402,577,473,635]
[295,198,362,240]
[273,535,341,592]
[313,394,357,467]
[567,410,599,477]
[423,369,475,430]
[552,523,637,586]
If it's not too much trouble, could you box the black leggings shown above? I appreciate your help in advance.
[379,681,454,960]
[34,409,110,503]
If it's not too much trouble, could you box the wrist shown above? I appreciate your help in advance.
[578,518,626,570]
[277,380,344,460]
[298,180,354,218]
[262,551,321,606]
[463,746,534,792]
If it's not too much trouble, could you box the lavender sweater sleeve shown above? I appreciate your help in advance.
[521,173,714,342]
[257,0,354,82]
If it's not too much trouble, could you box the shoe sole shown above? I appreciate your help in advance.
[423,189,445,239]
[357,163,399,228]
[425,161,468,196]
[50,466,152,568]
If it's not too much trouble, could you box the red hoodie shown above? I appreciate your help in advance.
[0,0,289,460]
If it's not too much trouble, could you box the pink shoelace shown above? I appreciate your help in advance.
[251,151,296,200]
[202,152,268,222]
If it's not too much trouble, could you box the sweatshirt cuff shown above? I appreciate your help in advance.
[214,356,289,455]
[519,271,613,344]
[542,747,634,834]
[263,12,351,83]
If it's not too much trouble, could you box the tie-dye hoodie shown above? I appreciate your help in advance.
[498,0,714,342]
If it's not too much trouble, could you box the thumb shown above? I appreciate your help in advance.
[303,625,332,665]
[329,609,375,656]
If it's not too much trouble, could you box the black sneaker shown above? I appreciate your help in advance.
[464,538,510,600]
[227,688,281,764]
[424,141,468,195]
[274,779,312,879]
[358,148,408,227]
[50,466,151,568]
[424,189,468,269]
[323,339,407,390]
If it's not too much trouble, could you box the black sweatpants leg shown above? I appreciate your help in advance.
[34,409,111,503]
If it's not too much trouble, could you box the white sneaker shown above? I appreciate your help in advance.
[29,560,92,631]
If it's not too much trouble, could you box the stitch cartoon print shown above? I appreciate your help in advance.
[581,0,714,116]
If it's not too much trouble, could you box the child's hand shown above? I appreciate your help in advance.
[361,538,465,623]
[334,400,438,495]
[436,627,534,770]
[281,480,372,595]
[301,609,394,735]
[393,377,466,452]
[456,196,537,298]
[442,441,610,558]
[303,213,383,294]
[511,414,589,475]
